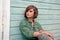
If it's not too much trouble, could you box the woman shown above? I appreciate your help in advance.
[19,5,54,40]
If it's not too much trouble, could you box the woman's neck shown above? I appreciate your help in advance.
[28,18,34,27]
[28,18,33,22]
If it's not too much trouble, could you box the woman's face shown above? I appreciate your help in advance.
[26,9,34,18]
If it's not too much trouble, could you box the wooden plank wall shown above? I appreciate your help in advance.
[10,0,60,40]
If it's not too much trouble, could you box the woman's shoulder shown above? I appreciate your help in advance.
[20,19,26,23]
[35,21,39,24]
[35,21,41,25]
[20,18,28,25]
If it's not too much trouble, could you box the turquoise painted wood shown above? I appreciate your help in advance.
[10,0,60,40]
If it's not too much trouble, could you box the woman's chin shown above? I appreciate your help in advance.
[27,16,32,18]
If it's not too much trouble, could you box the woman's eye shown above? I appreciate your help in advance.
[30,11,32,12]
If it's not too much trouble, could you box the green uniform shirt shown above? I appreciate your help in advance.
[19,18,43,40]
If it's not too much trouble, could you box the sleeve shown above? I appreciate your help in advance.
[37,22,43,30]
[19,21,34,39]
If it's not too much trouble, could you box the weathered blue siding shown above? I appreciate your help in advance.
[10,0,60,40]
